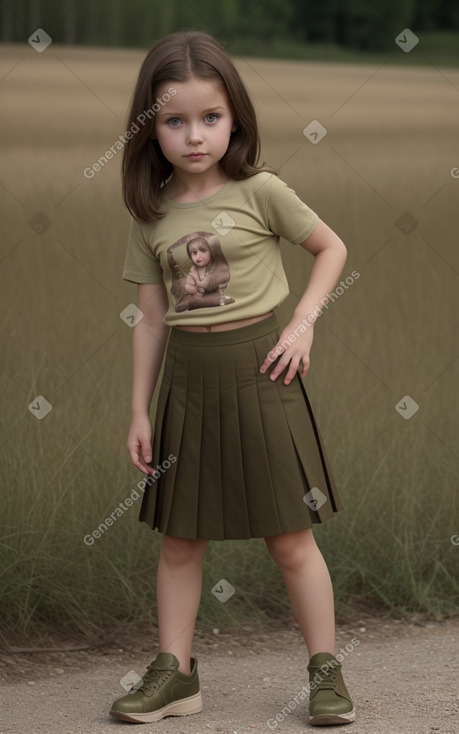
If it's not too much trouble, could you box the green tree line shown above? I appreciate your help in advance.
[2,0,459,53]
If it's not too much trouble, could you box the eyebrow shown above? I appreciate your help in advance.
[158,105,226,117]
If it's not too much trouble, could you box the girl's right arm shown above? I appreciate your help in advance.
[127,283,170,476]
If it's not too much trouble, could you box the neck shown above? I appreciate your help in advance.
[166,167,228,203]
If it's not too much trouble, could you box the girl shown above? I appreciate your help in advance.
[111,30,355,727]
[184,236,233,308]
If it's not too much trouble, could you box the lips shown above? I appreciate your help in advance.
[185,153,207,158]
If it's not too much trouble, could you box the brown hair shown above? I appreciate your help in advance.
[122,30,275,222]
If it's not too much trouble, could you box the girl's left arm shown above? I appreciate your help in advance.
[259,219,347,385]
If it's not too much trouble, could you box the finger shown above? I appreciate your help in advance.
[271,352,303,384]
[128,444,153,476]
[141,441,152,463]
[259,347,284,374]
[301,357,311,378]
[139,461,155,476]
[268,355,293,382]
[136,456,155,476]
[283,358,300,385]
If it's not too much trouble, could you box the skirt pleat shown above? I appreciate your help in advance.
[139,313,343,540]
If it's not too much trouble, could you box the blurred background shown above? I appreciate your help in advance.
[2,0,459,62]
[0,0,458,642]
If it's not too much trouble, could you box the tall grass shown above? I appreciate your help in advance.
[0,45,458,638]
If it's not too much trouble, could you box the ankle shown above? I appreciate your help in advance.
[157,647,191,675]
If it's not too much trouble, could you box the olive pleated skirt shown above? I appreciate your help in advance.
[139,312,343,540]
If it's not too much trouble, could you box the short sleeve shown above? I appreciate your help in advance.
[266,175,319,245]
[122,216,164,284]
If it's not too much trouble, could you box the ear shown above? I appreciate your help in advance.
[231,123,238,133]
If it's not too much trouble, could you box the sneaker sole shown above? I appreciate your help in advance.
[109,691,203,723]
[310,709,355,726]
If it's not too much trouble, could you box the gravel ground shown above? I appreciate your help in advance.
[1,614,458,734]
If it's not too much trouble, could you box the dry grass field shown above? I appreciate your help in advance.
[0,43,458,633]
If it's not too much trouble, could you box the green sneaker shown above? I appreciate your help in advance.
[307,652,355,725]
[110,652,203,723]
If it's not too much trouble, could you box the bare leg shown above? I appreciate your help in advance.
[156,534,209,674]
[264,528,335,657]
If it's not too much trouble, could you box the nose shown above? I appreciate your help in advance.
[186,123,203,145]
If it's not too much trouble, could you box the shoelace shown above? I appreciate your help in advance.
[309,667,338,691]
[134,664,174,695]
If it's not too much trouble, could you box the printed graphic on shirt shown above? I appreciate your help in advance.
[167,231,235,312]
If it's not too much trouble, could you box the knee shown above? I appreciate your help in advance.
[265,529,315,571]
[160,535,208,567]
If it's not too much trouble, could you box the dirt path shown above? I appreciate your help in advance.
[1,614,458,734]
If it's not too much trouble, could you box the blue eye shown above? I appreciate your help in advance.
[205,113,219,123]
[168,117,181,126]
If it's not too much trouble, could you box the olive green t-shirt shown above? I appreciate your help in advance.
[122,172,318,326]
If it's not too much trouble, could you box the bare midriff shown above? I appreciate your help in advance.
[173,310,274,332]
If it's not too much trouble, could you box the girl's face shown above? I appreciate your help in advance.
[188,240,211,268]
[154,76,236,178]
